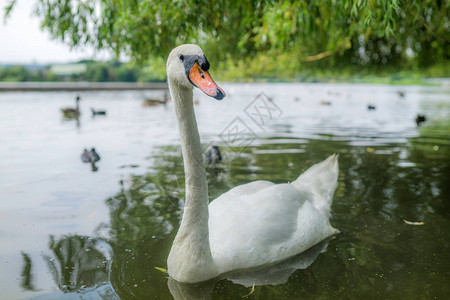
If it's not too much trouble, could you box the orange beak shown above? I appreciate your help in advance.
[189,62,226,100]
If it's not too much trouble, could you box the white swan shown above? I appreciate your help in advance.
[166,44,340,283]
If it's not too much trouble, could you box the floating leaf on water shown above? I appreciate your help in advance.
[154,267,168,274]
[403,219,425,225]
[241,282,256,298]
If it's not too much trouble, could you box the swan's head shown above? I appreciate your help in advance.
[167,44,225,100]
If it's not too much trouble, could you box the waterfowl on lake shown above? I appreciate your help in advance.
[416,114,426,126]
[61,96,81,118]
[81,149,91,163]
[166,44,339,283]
[81,148,101,163]
[89,148,100,162]
[368,105,376,110]
[397,91,405,98]
[320,100,332,106]
[205,145,222,166]
[142,92,169,106]
[91,108,107,116]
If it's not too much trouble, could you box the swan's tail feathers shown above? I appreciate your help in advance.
[291,154,339,217]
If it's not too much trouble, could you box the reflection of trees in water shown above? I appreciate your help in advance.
[409,117,450,218]
[42,235,113,293]
[106,146,187,299]
[312,135,450,299]
[20,252,35,291]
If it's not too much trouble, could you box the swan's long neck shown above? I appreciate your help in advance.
[167,81,216,282]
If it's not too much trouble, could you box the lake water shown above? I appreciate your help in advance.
[0,83,449,299]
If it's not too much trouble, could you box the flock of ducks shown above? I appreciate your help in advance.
[81,147,101,172]
[60,94,219,172]
[365,92,427,126]
[81,148,101,163]
[61,86,425,175]
[60,96,107,171]
[61,85,426,175]
[61,95,108,118]
[62,94,170,114]
[319,90,426,126]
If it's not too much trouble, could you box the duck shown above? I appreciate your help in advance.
[367,104,376,110]
[89,148,101,162]
[205,145,222,166]
[80,148,100,163]
[142,92,169,106]
[415,114,426,126]
[61,96,81,118]
[166,44,339,283]
[81,149,91,162]
[91,108,107,116]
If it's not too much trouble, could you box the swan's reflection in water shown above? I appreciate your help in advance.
[168,279,216,300]
[168,239,330,299]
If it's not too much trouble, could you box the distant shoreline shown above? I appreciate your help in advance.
[0,82,168,92]
[1,79,449,92]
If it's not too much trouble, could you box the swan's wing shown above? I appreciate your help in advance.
[211,180,275,203]
[291,154,339,217]
[208,183,336,273]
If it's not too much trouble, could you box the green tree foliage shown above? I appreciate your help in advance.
[0,61,150,82]
[0,65,54,81]
[0,65,29,81]
[82,61,141,82]
[4,0,449,77]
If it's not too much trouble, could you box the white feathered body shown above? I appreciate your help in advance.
[208,154,340,275]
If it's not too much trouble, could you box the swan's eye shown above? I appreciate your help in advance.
[178,54,184,62]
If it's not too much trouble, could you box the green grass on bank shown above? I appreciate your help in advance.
[216,54,450,85]
[1,57,449,86]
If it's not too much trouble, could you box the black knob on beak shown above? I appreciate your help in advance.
[214,88,225,100]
